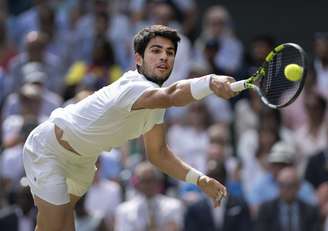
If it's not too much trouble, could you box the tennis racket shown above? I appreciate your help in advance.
[230,43,308,109]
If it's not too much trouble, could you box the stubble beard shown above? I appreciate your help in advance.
[138,64,172,86]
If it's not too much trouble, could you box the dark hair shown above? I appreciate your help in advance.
[133,25,181,57]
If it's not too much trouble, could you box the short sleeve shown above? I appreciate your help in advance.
[117,80,156,112]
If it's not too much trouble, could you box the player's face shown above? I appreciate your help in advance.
[136,36,176,84]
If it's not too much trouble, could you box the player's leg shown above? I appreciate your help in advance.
[34,195,75,231]
[62,194,82,230]
[23,147,74,230]
[34,194,81,231]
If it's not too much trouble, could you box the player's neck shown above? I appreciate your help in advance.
[137,69,165,86]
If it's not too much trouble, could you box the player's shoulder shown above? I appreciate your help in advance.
[118,70,157,89]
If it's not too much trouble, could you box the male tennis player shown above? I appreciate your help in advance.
[23,25,237,230]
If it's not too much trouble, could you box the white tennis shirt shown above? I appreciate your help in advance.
[49,70,165,156]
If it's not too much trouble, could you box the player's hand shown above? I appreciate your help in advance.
[197,175,227,208]
[209,75,238,100]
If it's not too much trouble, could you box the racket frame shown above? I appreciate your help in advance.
[231,43,307,109]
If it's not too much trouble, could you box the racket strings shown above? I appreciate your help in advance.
[260,46,304,106]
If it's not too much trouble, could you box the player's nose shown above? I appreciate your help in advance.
[160,52,168,61]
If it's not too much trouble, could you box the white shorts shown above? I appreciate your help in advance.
[23,121,97,205]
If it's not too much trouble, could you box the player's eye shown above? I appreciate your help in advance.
[167,51,174,56]
[151,49,161,54]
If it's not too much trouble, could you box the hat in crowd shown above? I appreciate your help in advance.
[267,141,296,165]
[22,62,47,84]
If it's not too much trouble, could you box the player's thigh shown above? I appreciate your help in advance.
[34,195,75,231]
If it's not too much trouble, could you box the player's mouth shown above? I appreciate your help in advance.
[156,64,168,71]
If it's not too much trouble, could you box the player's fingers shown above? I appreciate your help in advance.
[213,191,224,207]
[223,81,239,97]
[222,187,227,197]
[222,82,237,98]
[212,80,237,99]
[225,76,236,84]
[213,198,219,208]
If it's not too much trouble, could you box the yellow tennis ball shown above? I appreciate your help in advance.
[284,64,303,81]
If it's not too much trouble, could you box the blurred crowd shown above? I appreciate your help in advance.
[0,0,328,231]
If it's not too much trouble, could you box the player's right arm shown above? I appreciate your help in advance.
[132,75,237,110]
[143,123,227,207]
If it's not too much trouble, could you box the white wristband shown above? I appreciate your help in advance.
[185,168,204,185]
[190,75,213,100]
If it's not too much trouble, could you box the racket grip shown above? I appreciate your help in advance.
[230,80,247,92]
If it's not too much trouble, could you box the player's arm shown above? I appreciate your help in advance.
[143,123,226,207]
[132,75,237,110]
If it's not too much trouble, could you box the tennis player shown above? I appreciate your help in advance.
[23,25,237,231]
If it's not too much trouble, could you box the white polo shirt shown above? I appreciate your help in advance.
[49,70,165,156]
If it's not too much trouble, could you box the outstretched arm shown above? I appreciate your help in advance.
[132,74,237,110]
[143,123,226,207]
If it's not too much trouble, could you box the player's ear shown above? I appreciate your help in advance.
[135,52,143,66]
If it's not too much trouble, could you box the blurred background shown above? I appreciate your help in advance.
[0,0,327,230]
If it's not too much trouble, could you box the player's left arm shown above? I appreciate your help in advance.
[143,123,226,207]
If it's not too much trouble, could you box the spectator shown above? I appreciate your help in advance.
[201,38,226,75]
[64,35,121,96]
[76,0,131,69]
[238,108,288,198]
[294,91,327,174]
[75,195,106,231]
[304,124,328,189]
[207,123,244,199]
[0,184,36,231]
[184,160,252,231]
[240,34,275,79]
[1,118,38,193]
[234,90,262,143]
[115,162,184,231]
[129,0,197,42]
[248,142,317,216]
[2,85,44,149]
[13,0,55,47]
[234,34,275,133]
[0,12,17,72]
[168,102,212,173]
[0,68,11,111]
[3,62,62,123]
[37,4,73,71]
[194,5,243,75]
[313,32,328,101]
[8,31,63,94]
[255,166,321,231]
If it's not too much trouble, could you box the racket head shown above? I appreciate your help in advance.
[247,43,308,109]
